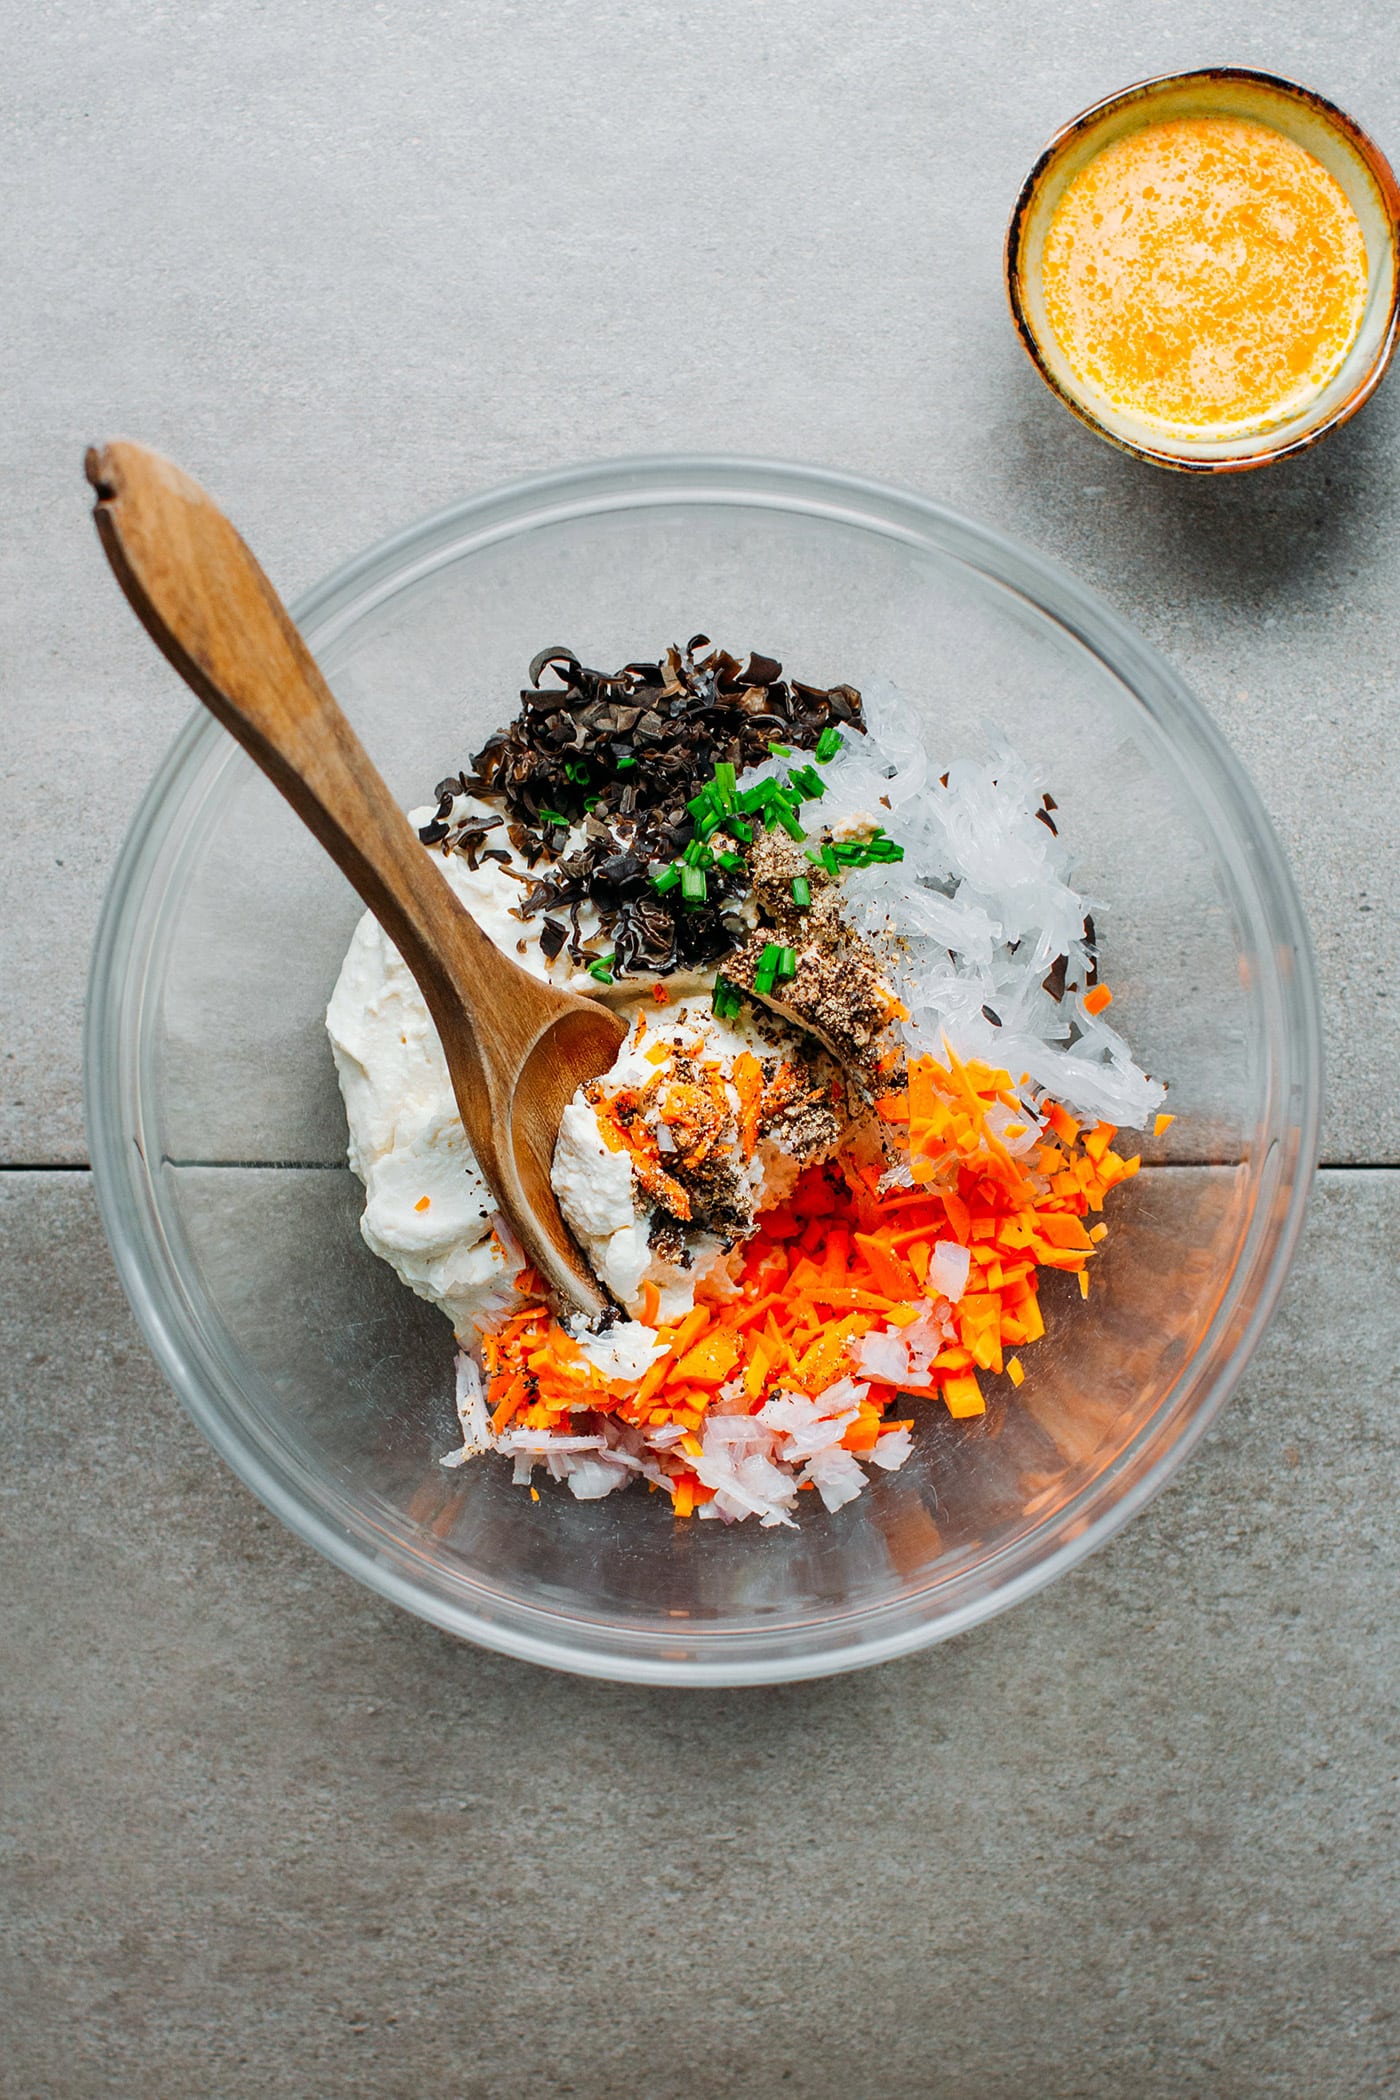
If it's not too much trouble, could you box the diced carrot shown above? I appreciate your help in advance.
[1006,1355,1025,1387]
[1154,1112,1175,1136]
[942,1370,985,1419]
[674,1330,741,1388]
[854,1232,920,1302]
[1083,984,1113,1016]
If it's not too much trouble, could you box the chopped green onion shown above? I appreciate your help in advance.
[757,943,783,977]
[717,850,745,872]
[753,968,776,997]
[727,816,753,843]
[775,802,806,842]
[587,955,615,983]
[815,726,842,763]
[792,876,811,909]
[683,840,713,868]
[821,842,839,877]
[697,810,724,842]
[680,865,707,904]
[776,947,797,981]
[650,862,681,893]
[615,754,637,770]
[564,760,591,784]
[712,976,742,1020]
[793,764,825,799]
[687,787,718,821]
[714,761,737,807]
[770,743,792,757]
[538,809,569,828]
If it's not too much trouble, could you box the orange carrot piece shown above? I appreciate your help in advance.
[942,1370,985,1419]
[1083,984,1113,1016]
[674,1330,741,1388]
[854,1232,920,1302]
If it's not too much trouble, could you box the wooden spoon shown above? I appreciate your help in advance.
[87,440,626,1319]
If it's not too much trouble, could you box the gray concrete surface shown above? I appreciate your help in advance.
[4,1169,1398,2099]
[6,3,1400,2094]
[4,0,1400,1163]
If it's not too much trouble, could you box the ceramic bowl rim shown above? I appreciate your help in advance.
[1005,67,1400,473]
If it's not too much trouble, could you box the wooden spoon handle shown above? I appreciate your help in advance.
[86,440,553,1066]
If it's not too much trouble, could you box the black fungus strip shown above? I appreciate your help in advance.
[425,640,866,979]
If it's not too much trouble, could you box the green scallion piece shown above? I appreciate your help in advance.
[717,850,745,872]
[775,803,806,842]
[697,811,724,842]
[538,809,568,828]
[776,947,797,980]
[564,759,591,784]
[792,876,811,909]
[587,955,615,983]
[687,787,717,821]
[770,743,792,757]
[795,765,825,799]
[821,842,839,877]
[615,753,637,770]
[753,970,776,998]
[727,816,752,843]
[714,761,737,807]
[757,943,782,977]
[815,726,842,763]
[651,862,681,893]
[680,865,707,904]
[712,976,742,1020]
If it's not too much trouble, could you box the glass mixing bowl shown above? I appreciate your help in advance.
[86,456,1320,1684]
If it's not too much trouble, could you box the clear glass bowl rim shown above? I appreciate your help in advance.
[84,452,1322,1685]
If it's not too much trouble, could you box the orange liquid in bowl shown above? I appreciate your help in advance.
[1040,114,1369,436]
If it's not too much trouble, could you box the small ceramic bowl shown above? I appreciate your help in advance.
[1006,68,1400,472]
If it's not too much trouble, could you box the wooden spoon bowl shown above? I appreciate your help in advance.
[87,440,626,1319]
